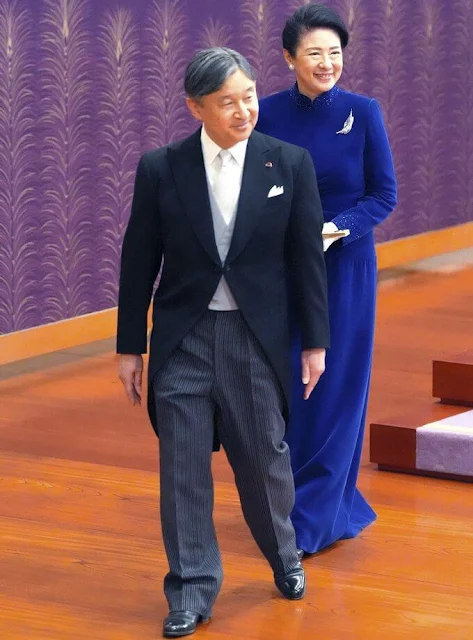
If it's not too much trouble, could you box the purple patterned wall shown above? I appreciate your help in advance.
[0,0,472,335]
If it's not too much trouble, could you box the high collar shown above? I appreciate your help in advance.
[201,125,249,167]
[289,82,340,110]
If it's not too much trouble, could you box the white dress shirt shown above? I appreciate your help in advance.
[201,126,248,311]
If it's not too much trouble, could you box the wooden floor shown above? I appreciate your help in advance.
[1,264,472,640]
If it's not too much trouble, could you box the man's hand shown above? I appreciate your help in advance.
[301,348,326,400]
[118,354,143,406]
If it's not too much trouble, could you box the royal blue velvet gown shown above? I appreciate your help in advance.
[256,84,397,554]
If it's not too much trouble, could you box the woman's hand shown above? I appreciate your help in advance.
[322,221,341,251]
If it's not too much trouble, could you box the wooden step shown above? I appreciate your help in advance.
[370,407,473,482]
[432,350,473,405]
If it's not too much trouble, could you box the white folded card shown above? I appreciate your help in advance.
[267,185,284,198]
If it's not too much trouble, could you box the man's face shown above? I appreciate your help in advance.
[187,69,259,149]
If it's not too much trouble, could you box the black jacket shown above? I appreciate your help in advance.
[117,128,329,442]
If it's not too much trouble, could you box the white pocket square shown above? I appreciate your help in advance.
[267,185,284,198]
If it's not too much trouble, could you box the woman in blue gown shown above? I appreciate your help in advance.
[256,4,397,555]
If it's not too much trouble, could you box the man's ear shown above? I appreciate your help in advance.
[186,96,202,121]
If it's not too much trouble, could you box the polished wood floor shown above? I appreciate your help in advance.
[1,264,472,639]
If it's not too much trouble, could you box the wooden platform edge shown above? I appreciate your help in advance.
[1,222,472,365]
[377,464,473,483]
[0,308,118,366]
[376,221,473,270]
[432,356,473,404]
[370,423,418,469]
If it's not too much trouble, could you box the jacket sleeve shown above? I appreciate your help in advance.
[331,99,397,244]
[287,149,330,350]
[116,154,163,354]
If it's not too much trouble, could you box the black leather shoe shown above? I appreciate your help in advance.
[275,564,306,600]
[163,611,209,637]
[297,548,304,561]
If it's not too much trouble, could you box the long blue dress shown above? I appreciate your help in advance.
[256,84,397,554]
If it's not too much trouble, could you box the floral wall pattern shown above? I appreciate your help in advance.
[0,0,472,334]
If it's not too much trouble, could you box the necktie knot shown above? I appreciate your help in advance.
[218,149,232,169]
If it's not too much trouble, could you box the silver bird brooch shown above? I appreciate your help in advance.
[336,109,354,135]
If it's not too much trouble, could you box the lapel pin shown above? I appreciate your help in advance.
[265,161,273,168]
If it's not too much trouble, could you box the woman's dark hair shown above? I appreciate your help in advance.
[283,4,349,57]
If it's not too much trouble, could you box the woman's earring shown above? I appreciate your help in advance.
[288,64,294,71]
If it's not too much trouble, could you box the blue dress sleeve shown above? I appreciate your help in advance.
[331,99,397,245]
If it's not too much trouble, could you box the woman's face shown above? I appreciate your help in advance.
[284,28,343,99]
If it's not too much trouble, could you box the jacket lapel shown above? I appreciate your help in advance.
[226,131,281,264]
[167,129,221,265]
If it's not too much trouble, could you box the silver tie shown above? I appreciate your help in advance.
[213,150,237,225]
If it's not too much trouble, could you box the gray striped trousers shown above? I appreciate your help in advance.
[152,310,299,617]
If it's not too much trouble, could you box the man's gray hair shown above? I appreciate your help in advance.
[185,47,256,100]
